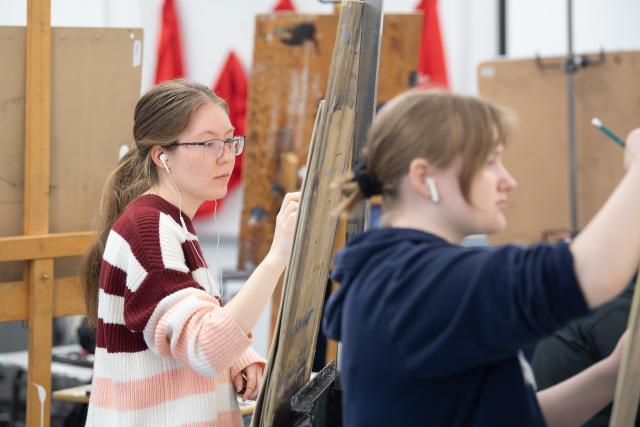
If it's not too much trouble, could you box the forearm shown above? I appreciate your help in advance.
[223,253,285,333]
[537,358,617,427]
[571,166,640,307]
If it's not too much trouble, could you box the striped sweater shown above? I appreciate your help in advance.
[86,194,264,427]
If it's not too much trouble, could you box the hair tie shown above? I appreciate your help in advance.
[353,163,382,198]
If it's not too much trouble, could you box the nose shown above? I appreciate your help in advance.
[499,164,517,191]
[217,145,235,164]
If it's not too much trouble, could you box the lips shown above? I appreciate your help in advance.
[496,200,508,209]
[214,173,231,179]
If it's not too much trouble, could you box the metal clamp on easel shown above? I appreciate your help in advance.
[532,0,607,236]
[535,50,606,72]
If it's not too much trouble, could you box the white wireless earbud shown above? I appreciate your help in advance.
[425,177,440,203]
[159,153,169,172]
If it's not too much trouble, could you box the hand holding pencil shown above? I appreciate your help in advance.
[591,118,640,171]
[623,128,640,172]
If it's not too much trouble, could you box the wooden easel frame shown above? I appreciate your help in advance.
[0,1,92,425]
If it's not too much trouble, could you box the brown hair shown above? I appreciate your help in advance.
[337,89,515,218]
[81,79,228,325]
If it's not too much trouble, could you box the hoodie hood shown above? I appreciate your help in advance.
[322,227,449,341]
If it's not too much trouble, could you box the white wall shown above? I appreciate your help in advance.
[508,0,640,58]
[3,0,639,95]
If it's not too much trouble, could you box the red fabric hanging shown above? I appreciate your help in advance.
[415,0,449,88]
[273,0,296,11]
[155,0,185,83]
[194,52,248,218]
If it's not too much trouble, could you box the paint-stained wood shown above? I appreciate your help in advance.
[253,1,392,424]
[239,11,421,351]
[268,152,301,336]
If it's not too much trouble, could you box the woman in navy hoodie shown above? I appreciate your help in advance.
[322,89,640,427]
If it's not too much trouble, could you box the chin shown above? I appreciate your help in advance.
[209,188,228,200]
[492,218,507,233]
[481,218,507,235]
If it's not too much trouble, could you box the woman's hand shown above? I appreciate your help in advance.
[233,362,264,401]
[624,128,640,171]
[267,191,301,268]
[605,329,629,379]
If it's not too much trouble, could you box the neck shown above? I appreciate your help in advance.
[387,203,466,244]
[145,182,199,219]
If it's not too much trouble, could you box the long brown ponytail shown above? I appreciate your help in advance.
[81,79,228,324]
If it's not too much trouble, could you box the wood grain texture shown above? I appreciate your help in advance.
[253,2,372,424]
[0,276,85,322]
[0,27,142,281]
[0,232,94,262]
[24,1,53,424]
[1,23,142,427]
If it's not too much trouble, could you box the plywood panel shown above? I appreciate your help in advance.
[477,51,640,244]
[575,52,640,226]
[0,27,143,281]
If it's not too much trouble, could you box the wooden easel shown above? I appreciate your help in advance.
[0,2,142,425]
[238,6,422,359]
[0,2,87,425]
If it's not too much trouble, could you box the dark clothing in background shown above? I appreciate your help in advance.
[532,283,637,427]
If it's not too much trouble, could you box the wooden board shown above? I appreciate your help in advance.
[477,51,640,244]
[610,274,640,426]
[0,25,142,426]
[23,4,54,424]
[252,1,387,424]
[239,12,421,338]
[0,27,143,281]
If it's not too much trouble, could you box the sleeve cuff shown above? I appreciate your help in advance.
[229,346,267,379]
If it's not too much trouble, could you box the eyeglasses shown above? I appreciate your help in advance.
[167,136,244,160]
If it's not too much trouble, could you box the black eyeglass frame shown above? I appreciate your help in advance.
[166,136,244,159]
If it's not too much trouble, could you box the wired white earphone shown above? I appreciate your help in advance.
[159,151,223,296]
[425,177,440,203]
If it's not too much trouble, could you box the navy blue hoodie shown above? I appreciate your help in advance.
[322,227,589,427]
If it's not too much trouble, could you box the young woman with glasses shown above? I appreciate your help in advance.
[82,79,299,426]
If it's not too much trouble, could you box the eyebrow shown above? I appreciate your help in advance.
[194,127,235,138]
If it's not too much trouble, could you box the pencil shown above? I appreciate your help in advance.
[591,118,625,148]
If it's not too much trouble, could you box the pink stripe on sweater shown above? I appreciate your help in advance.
[91,367,231,410]
[154,292,252,375]
[178,411,243,427]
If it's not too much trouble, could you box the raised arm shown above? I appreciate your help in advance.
[571,129,640,308]
[223,191,300,333]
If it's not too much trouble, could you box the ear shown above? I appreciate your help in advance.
[150,145,167,170]
[408,158,436,200]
